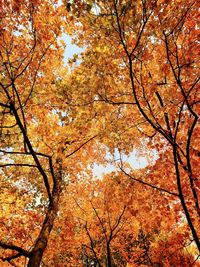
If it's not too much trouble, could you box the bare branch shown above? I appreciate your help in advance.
[0,163,37,168]
[120,166,179,197]
[0,242,30,258]
[64,135,97,157]
[84,222,102,267]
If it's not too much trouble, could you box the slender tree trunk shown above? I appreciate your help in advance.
[27,178,62,267]
[106,243,112,267]
[173,146,200,253]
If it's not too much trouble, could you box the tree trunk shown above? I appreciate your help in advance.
[106,243,112,267]
[27,178,62,267]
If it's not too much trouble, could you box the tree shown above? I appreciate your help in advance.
[0,1,64,265]
[66,0,200,254]
[0,1,98,266]
[50,173,195,267]
[0,0,199,266]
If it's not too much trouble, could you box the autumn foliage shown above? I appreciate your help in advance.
[0,0,199,266]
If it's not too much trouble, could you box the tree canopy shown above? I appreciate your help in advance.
[0,0,199,266]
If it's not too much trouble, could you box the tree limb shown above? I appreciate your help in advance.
[0,242,30,258]
[120,166,179,197]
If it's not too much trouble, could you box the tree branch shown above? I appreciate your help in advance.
[64,135,97,157]
[0,163,37,168]
[120,166,179,197]
[9,101,52,203]
[0,241,30,258]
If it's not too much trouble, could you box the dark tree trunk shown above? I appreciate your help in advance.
[27,177,62,267]
[106,243,112,267]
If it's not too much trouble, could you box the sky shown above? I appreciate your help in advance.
[93,149,158,177]
[62,34,83,63]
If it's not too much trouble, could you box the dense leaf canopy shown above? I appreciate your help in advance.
[0,0,199,266]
